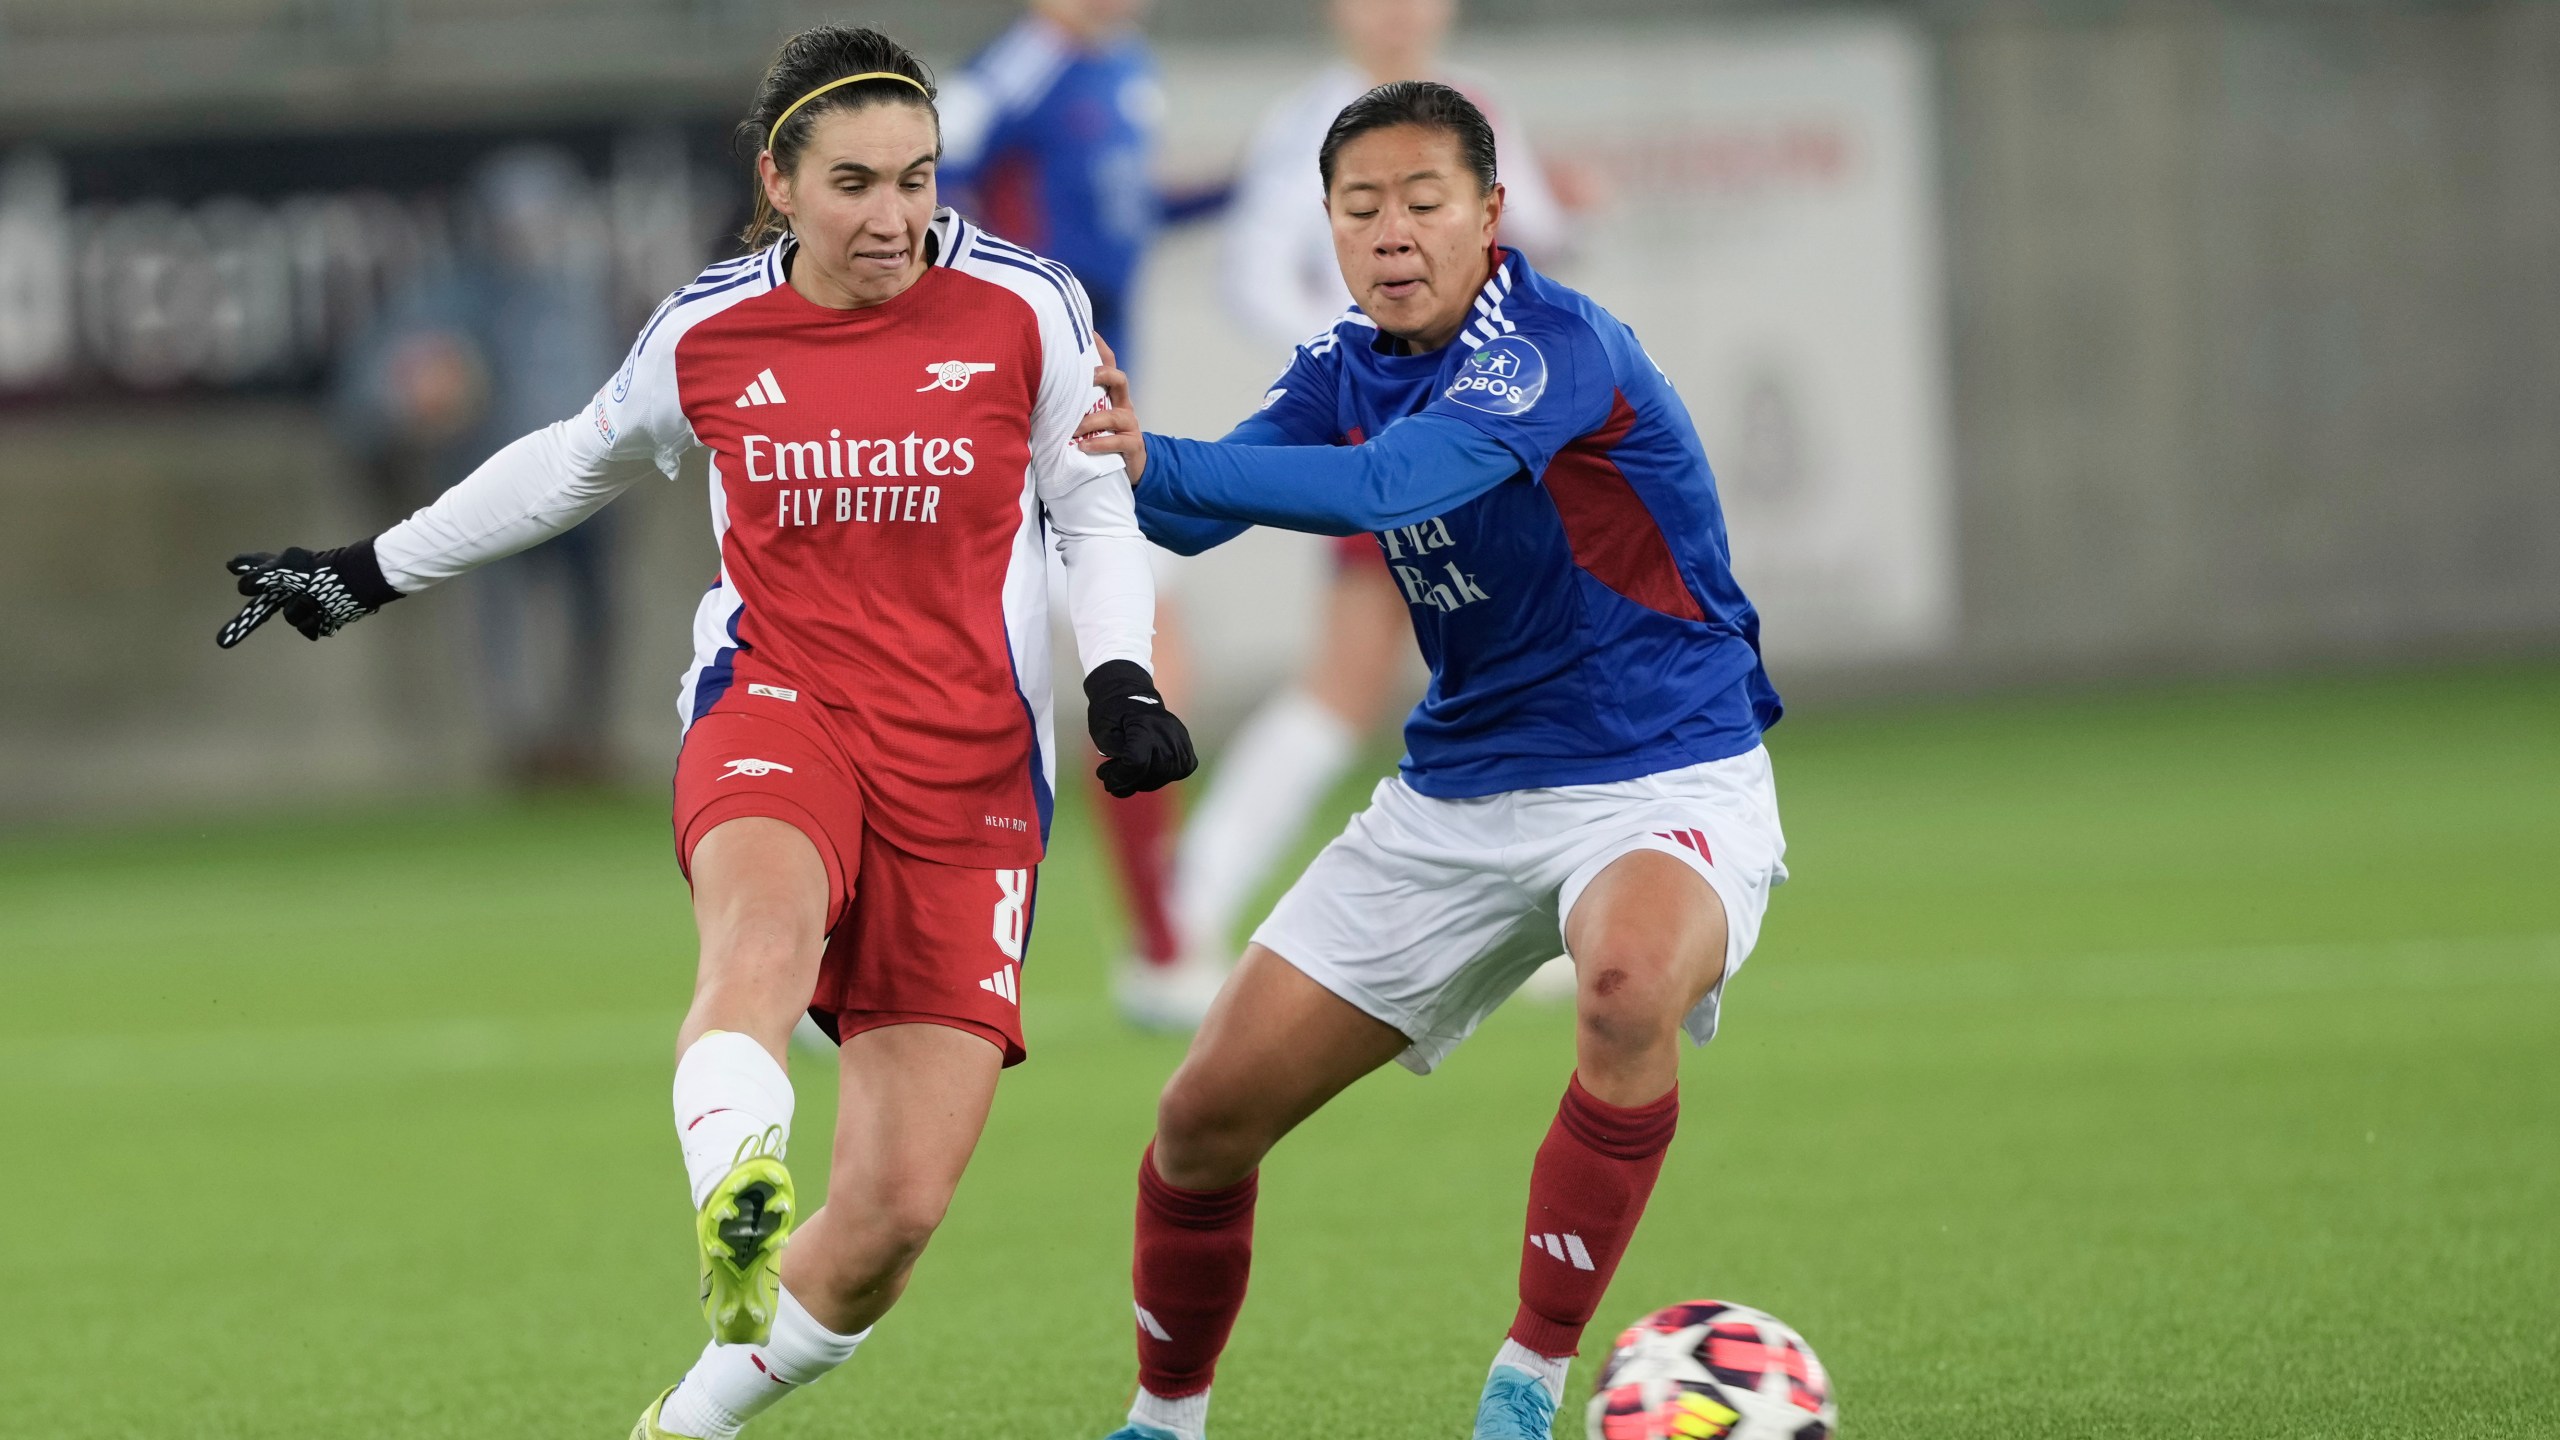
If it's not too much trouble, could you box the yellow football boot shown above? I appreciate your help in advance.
[696,1126,797,1345]
[631,1387,694,1439]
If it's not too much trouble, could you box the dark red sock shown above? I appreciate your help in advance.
[1132,1144,1257,1398]
[1510,1074,1680,1358]
[1092,776,1181,965]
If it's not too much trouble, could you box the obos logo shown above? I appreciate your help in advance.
[1443,336,1546,417]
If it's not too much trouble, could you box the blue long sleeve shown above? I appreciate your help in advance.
[1140,413,1523,540]
[1134,496,1251,556]
[1130,410,1302,555]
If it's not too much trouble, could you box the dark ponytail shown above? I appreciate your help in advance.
[736,25,938,249]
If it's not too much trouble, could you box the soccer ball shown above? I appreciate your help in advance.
[1585,1299,1837,1439]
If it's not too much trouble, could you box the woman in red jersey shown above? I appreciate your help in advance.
[216,27,1193,1438]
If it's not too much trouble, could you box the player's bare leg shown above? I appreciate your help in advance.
[652,1023,1002,1438]
[1111,944,1410,1439]
[1563,850,1727,1106]
[1477,850,1728,1438]
[683,817,832,1058]
[1169,564,1408,983]
[1153,942,1408,1187]
[672,818,831,1349]
[782,1022,1003,1333]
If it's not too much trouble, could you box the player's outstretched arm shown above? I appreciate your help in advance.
[1069,347,1360,554]
[217,543,404,648]
[1071,373,1247,556]
[1134,412,1522,537]
[215,420,655,649]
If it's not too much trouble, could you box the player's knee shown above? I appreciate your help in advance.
[868,1191,951,1264]
[823,1178,952,1271]
[1570,939,1697,1059]
[1577,1004,1683,1069]
[1153,1077,1270,1189]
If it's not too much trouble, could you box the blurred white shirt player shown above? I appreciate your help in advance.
[1221,0,1572,351]
[1172,0,1585,1000]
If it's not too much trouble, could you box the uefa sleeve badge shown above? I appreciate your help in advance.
[1444,336,1548,417]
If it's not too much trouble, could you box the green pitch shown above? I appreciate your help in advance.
[3,664,2554,1438]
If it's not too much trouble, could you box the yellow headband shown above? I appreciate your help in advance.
[768,71,932,151]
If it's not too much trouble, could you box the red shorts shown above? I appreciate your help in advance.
[1332,533,1383,572]
[672,709,1035,1066]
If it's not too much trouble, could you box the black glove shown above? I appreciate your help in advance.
[1084,658,1198,798]
[216,541,403,648]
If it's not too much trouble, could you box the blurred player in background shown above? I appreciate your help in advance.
[1173,0,1583,987]
[217,27,1195,1439]
[938,0,1229,1029]
[1225,0,1571,348]
[335,146,623,787]
[1074,82,1783,1440]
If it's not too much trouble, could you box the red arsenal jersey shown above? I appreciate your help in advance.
[579,212,1135,865]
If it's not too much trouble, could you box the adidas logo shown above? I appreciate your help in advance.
[1530,1231,1596,1271]
[1134,1303,1172,1342]
[978,964,1019,1005]
[735,368,789,408]
[1654,828,1714,864]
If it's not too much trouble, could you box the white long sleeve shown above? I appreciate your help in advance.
[371,419,657,592]
[374,273,699,593]
[1023,269,1156,676]
[1048,496,1155,676]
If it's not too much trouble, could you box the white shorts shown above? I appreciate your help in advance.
[1251,746,1788,1074]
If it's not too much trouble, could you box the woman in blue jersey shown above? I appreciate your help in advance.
[1065,82,1788,1440]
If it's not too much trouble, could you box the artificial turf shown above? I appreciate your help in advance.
[1,663,2554,1438]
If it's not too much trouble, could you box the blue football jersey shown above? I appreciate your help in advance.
[1171,248,1779,798]
[938,15,1160,359]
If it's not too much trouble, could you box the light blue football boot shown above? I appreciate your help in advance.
[1472,1364,1561,1439]
[1101,1424,1185,1440]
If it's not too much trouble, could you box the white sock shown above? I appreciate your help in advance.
[657,1286,869,1439]
[673,1030,795,1210]
[1128,1385,1211,1440]
[1493,1339,1571,1404]
[1171,688,1358,953]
